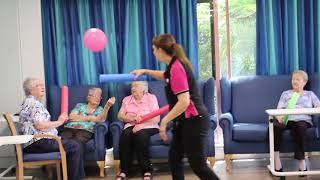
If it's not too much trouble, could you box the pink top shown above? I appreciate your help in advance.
[120,93,160,131]
[170,60,199,118]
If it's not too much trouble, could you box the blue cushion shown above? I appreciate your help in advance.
[150,131,172,146]
[23,152,61,162]
[232,123,268,142]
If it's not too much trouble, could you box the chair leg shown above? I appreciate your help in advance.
[225,154,233,172]
[47,164,53,179]
[97,161,105,177]
[207,157,216,168]
[56,162,62,180]
[113,160,120,175]
[61,154,68,180]
[307,152,312,159]
[16,164,24,180]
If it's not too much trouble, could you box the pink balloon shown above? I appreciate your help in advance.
[83,28,107,52]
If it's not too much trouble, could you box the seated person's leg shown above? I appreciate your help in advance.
[23,139,59,153]
[119,126,135,177]
[133,128,159,176]
[288,121,311,170]
[60,128,75,140]
[61,139,85,180]
[74,129,93,144]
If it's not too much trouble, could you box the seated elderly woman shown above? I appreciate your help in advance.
[116,81,160,180]
[19,78,83,180]
[274,70,320,173]
[60,87,115,147]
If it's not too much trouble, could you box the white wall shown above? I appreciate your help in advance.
[0,0,44,168]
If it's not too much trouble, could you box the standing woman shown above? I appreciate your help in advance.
[132,34,220,180]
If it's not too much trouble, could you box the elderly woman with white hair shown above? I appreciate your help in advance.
[274,70,320,173]
[116,81,160,180]
[60,87,115,146]
[19,78,84,180]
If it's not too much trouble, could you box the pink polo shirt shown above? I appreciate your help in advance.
[119,93,160,131]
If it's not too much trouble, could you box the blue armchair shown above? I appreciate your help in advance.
[47,85,110,177]
[219,75,320,171]
[110,77,217,172]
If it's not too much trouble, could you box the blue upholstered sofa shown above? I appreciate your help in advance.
[219,74,320,171]
[48,85,110,177]
[110,77,217,171]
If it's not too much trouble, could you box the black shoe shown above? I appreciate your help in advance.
[298,168,307,177]
[275,168,283,172]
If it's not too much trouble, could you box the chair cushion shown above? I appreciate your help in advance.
[232,123,268,142]
[23,152,61,162]
[150,131,172,146]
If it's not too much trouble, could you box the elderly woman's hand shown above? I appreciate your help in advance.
[58,113,68,125]
[277,116,285,124]
[105,97,116,108]
[134,115,142,123]
[159,120,168,141]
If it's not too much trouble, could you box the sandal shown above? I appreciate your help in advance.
[143,172,153,180]
[115,172,127,180]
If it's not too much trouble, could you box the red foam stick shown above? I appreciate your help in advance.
[60,85,69,114]
[138,105,170,124]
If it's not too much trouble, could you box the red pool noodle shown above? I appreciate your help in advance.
[138,105,169,124]
[61,85,69,114]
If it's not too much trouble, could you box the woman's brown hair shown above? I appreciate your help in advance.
[152,34,193,70]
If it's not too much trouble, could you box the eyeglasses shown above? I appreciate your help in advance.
[88,94,102,99]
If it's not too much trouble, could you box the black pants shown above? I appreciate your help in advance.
[23,138,85,180]
[169,115,220,180]
[274,120,311,160]
[119,126,159,175]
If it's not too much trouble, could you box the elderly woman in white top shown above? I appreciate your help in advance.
[19,78,84,180]
[274,70,320,173]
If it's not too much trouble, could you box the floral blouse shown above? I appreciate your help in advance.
[64,103,103,133]
[19,95,58,147]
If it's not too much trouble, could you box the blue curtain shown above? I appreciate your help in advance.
[256,0,320,75]
[41,0,199,88]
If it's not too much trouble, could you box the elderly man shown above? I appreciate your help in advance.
[19,77,84,180]
[116,81,160,180]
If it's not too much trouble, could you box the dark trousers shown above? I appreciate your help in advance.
[60,128,93,160]
[119,126,159,175]
[23,138,85,180]
[60,128,93,144]
[169,115,220,180]
[274,120,311,160]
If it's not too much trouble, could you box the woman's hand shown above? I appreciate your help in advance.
[159,121,168,141]
[86,115,98,122]
[134,115,142,123]
[131,69,146,79]
[57,113,68,125]
[277,115,285,124]
[105,97,116,108]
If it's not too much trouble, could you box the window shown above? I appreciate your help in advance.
[197,2,213,80]
[197,0,256,78]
